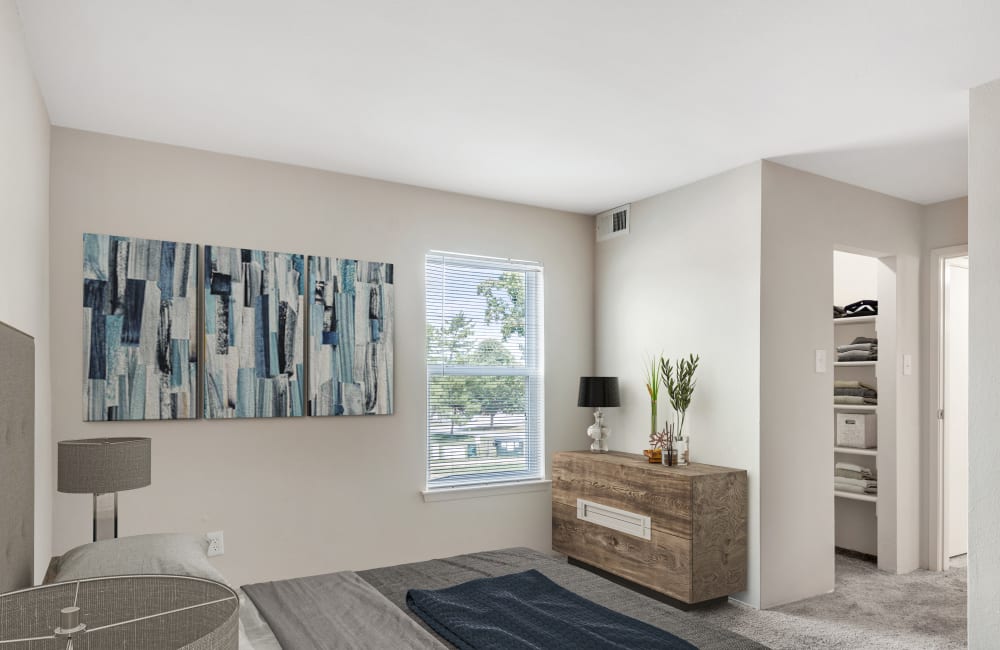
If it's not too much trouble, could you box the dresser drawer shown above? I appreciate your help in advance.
[552,502,692,602]
[552,452,692,539]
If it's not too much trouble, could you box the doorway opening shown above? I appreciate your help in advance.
[931,247,969,570]
[832,250,898,572]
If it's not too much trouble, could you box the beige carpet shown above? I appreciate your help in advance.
[688,553,967,649]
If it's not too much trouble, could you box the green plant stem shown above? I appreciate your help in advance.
[650,401,657,445]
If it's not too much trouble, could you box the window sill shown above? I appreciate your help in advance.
[421,479,552,503]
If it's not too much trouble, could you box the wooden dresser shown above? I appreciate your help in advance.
[552,450,747,605]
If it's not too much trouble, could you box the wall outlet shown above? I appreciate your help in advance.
[206,530,224,557]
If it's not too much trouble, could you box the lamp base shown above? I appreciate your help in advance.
[92,492,118,542]
[587,409,609,453]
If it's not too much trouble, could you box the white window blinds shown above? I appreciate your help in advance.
[425,251,544,490]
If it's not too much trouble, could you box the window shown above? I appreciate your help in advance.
[425,251,544,491]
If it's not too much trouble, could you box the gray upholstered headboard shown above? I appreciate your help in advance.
[0,321,34,592]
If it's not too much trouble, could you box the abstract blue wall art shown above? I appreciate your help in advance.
[308,257,394,415]
[82,233,198,421]
[204,246,305,418]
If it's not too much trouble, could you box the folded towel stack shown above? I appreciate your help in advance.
[835,461,876,495]
[833,299,878,319]
[833,379,877,405]
[837,336,877,362]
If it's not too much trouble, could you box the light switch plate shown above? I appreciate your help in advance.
[903,354,913,376]
[815,349,827,373]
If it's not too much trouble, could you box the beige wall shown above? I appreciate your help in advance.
[49,127,594,586]
[594,162,763,607]
[833,251,879,307]
[968,78,1000,649]
[922,198,968,252]
[760,161,923,607]
[0,0,52,582]
[919,196,967,569]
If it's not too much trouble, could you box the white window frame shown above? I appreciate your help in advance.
[423,251,545,495]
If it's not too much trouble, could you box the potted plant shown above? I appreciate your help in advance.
[661,354,700,465]
[643,355,664,463]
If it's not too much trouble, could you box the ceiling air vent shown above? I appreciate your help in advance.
[595,204,630,242]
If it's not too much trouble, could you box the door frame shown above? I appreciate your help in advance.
[928,244,968,571]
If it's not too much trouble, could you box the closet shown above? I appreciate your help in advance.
[832,251,897,567]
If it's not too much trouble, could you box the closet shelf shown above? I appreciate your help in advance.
[834,361,877,367]
[834,490,877,503]
[833,315,877,325]
[833,404,877,412]
[834,446,878,456]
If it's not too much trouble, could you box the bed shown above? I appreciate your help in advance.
[35,534,765,649]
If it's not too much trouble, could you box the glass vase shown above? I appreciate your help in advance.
[676,436,689,466]
[674,412,689,465]
[661,438,676,466]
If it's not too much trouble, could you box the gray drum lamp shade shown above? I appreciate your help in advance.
[0,575,238,649]
[577,377,621,408]
[58,437,151,494]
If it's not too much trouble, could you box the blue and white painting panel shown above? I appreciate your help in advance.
[204,246,305,418]
[308,257,394,416]
[82,233,198,421]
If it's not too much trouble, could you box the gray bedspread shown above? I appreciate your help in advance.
[243,570,445,649]
[358,547,767,650]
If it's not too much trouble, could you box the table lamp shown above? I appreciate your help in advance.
[0,575,238,649]
[577,377,620,452]
[58,437,151,541]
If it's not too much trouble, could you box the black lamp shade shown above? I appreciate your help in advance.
[577,377,620,408]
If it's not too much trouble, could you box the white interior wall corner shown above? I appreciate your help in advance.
[968,77,1000,649]
[0,0,52,583]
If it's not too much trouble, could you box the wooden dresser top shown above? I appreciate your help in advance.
[554,450,746,477]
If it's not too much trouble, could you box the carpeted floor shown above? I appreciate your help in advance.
[687,553,967,649]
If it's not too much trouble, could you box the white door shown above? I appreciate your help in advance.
[945,258,969,558]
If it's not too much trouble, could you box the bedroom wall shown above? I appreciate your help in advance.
[0,0,52,583]
[759,161,923,608]
[919,196,967,569]
[593,162,764,607]
[48,127,594,587]
[833,251,879,307]
[968,77,1000,649]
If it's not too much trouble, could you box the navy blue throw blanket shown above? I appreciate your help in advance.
[406,569,698,650]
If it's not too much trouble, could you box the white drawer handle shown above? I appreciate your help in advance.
[576,498,652,540]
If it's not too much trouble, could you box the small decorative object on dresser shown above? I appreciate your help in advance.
[552,450,747,606]
[644,425,672,465]
[577,377,620,452]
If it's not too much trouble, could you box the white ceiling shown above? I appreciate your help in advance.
[16,1,1000,214]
